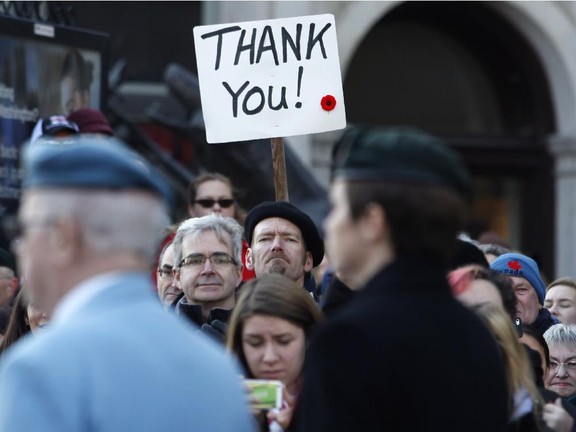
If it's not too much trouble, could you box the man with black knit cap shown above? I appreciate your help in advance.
[294,126,508,431]
[244,201,324,298]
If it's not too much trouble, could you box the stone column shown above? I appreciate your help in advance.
[548,135,576,279]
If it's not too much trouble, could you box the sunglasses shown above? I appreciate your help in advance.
[194,198,235,209]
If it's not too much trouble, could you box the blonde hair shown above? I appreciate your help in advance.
[472,303,543,417]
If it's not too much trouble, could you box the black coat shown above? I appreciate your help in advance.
[294,256,509,431]
[175,298,232,344]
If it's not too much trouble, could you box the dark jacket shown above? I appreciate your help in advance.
[531,307,558,338]
[319,276,354,318]
[175,297,232,343]
[294,256,509,432]
[539,389,576,432]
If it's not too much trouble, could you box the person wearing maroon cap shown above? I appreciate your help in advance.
[67,108,114,136]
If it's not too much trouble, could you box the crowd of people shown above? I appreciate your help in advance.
[3,113,576,431]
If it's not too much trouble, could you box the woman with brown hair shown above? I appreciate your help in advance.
[227,274,322,431]
[188,172,246,223]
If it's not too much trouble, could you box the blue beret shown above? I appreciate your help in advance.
[332,126,473,198]
[22,135,174,206]
[490,252,546,304]
[244,201,324,267]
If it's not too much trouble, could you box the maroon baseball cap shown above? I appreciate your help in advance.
[67,108,113,136]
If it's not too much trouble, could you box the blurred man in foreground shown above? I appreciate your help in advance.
[0,135,254,431]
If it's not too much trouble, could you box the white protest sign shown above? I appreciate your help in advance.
[193,14,346,144]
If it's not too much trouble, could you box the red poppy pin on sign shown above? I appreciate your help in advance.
[321,95,336,111]
[194,14,347,143]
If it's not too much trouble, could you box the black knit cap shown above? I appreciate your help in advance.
[244,201,325,267]
[447,239,489,271]
[332,126,473,199]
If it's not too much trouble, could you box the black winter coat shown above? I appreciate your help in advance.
[294,256,510,432]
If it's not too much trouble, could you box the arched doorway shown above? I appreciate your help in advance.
[343,1,556,276]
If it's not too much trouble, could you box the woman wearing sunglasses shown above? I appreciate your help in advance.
[188,172,246,223]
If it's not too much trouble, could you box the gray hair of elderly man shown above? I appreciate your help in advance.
[27,188,169,265]
[172,214,244,270]
[544,323,576,346]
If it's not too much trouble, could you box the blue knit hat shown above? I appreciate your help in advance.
[490,253,546,304]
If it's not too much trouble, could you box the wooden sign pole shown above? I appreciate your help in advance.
[271,137,289,202]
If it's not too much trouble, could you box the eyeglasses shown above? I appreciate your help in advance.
[157,267,174,279]
[550,360,576,372]
[179,252,237,268]
[194,199,235,209]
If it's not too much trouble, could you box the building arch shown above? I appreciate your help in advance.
[490,2,576,136]
[331,1,576,277]
[486,2,576,278]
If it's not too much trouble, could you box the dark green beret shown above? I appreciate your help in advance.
[23,135,174,206]
[332,126,473,198]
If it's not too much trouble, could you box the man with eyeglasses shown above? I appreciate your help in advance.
[172,214,243,342]
[186,172,256,282]
[156,241,182,309]
[544,324,576,405]
[0,136,255,432]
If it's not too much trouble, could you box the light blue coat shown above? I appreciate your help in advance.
[0,272,255,432]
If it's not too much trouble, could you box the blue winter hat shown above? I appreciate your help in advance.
[22,135,174,207]
[490,252,546,304]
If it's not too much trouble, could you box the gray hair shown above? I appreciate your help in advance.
[172,214,243,268]
[544,324,576,347]
[30,188,169,265]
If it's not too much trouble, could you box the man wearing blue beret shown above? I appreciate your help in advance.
[491,252,557,336]
[295,126,509,431]
[0,136,255,431]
